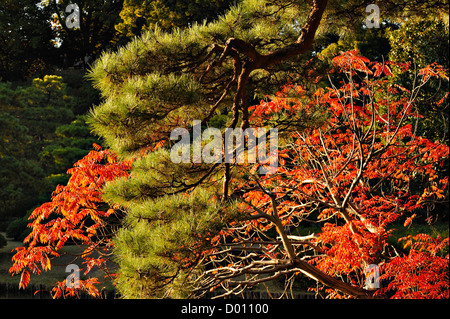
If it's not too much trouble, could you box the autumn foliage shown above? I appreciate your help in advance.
[200,50,449,299]
[9,145,132,298]
[9,51,449,299]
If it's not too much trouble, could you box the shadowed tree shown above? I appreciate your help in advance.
[0,0,57,80]
[41,0,124,59]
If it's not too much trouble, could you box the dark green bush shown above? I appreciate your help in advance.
[0,233,7,248]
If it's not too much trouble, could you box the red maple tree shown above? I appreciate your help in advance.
[9,145,132,298]
[198,50,448,299]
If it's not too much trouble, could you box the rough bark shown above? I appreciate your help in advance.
[211,0,328,200]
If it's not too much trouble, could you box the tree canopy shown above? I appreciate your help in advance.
[116,0,237,37]
[0,0,56,81]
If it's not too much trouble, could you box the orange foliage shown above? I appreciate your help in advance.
[9,145,132,298]
[239,51,449,298]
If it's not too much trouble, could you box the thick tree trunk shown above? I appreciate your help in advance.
[217,0,328,198]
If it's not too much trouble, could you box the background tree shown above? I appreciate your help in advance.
[322,0,448,31]
[318,17,449,142]
[115,0,238,38]
[0,76,99,231]
[0,76,72,224]
[0,0,57,81]
[39,115,101,173]
[41,0,124,63]
[87,0,329,298]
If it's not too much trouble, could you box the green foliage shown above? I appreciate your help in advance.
[116,0,237,37]
[55,69,101,115]
[6,215,31,242]
[387,18,449,141]
[0,112,30,158]
[318,18,449,142]
[0,76,99,223]
[102,149,218,204]
[113,186,236,298]
[322,0,448,33]
[87,0,329,298]
[40,0,124,57]
[387,18,449,69]
[1,76,74,156]
[40,115,100,172]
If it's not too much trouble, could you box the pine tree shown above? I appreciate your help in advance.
[89,0,329,298]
